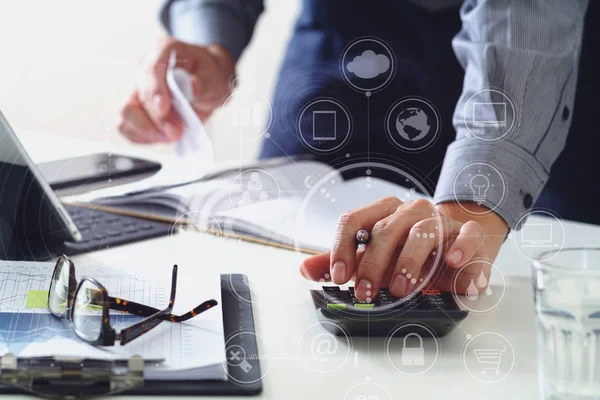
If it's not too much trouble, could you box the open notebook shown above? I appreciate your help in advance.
[65,160,427,253]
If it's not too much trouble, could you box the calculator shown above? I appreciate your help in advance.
[311,286,468,337]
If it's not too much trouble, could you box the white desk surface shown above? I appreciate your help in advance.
[8,131,600,399]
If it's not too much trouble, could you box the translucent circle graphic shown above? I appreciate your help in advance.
[228,168,282,209]
[295,159,444,314]
[452,162,506,216]
[461,88,517,142]
[297,98,353,154]
[298,321,352,374]
[462,331,516,384]
[343,381,393,400]
[168,209,224,238]
[385,323,440,376]
[221,87,274,141]
[452,261,508,314]
[223,331,271,385]
[385,97,441,152]
[513,209,566,263]
[340,37,396,93]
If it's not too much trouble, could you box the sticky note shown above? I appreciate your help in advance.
[26,290,49,309]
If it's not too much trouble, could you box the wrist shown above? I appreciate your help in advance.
[206,44,236,80]
[436,201,508,260]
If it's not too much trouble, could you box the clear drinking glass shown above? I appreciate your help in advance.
[532,248,600,399]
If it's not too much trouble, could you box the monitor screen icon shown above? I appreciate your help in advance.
[521,223,554,247]
[472,102,507,127]
[312,111,337,141]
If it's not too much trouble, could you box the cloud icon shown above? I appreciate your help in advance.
[346,50,390,79]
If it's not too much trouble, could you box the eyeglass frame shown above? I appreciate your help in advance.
[48,254,218,346]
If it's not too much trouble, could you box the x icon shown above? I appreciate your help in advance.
[229,350,241,361]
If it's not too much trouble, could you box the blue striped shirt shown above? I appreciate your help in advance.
[160,0,588,229]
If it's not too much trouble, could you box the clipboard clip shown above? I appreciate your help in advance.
[0,353,144,399]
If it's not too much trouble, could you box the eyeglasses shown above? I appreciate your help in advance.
[48,255,218,346]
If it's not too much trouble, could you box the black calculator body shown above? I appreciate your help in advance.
[311,286,468,337]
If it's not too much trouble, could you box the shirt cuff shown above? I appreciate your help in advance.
[433,137,549,229]
[160,0,248,61]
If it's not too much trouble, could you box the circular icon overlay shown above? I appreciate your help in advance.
[224,331,271,385]
[228,168,282,209]
[385,323,440,376]
[461,88,517,142]
[343,382,393,400]
[513,209,566,263]
[452,261,508,314]
[221,87,273,141]
[168,209,224,238]
[298,321,352,374]
[297,98,353,154]
[452,162,506,215]
[385,97,441,152]
[462,331,516,384]
[295,160,445,301]
[340,37,396,94]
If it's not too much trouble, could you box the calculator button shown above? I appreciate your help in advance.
[323,286,341,295]
[354,303,374,309]
[327,303,347,310]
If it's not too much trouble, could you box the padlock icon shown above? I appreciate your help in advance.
[401,333,424,366]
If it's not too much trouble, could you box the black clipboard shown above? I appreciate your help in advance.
[0,274,263,397]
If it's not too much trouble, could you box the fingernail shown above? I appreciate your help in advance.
[391,275,408,297]
[153,94,165,115]
[331,261,347,283]
[448,249,463,265]
[163,122,177,140]
[356,279,373,301]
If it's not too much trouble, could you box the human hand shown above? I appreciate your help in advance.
[299,197,508,301]
[118,38,235,143]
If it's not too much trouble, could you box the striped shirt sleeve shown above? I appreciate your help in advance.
[433,0,589,229]
[159,0,264,61]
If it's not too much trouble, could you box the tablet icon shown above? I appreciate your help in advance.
[312,110,337,141]
[297,98,352,154]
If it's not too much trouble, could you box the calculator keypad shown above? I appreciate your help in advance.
[321,286,455,311]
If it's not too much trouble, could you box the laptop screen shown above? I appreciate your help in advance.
[0,112,79,259]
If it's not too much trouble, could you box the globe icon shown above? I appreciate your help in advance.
[396,107,431,141]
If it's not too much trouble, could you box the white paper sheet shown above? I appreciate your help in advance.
[166,51,214,165]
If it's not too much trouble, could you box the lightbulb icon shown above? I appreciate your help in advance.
[469,173,490,204]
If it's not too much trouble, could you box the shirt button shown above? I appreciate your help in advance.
[523,194,533,209]
[562,106,570,121]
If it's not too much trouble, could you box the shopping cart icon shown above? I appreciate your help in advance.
[472,347,506,375]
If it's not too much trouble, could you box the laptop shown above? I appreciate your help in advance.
[0,111,171,260]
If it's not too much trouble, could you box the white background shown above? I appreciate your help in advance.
[0,0,301,162]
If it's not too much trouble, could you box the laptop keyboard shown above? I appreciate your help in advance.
[60,204,172,255]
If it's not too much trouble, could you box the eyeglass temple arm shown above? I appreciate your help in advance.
[109,297,218,322]
[118,265,178,346]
